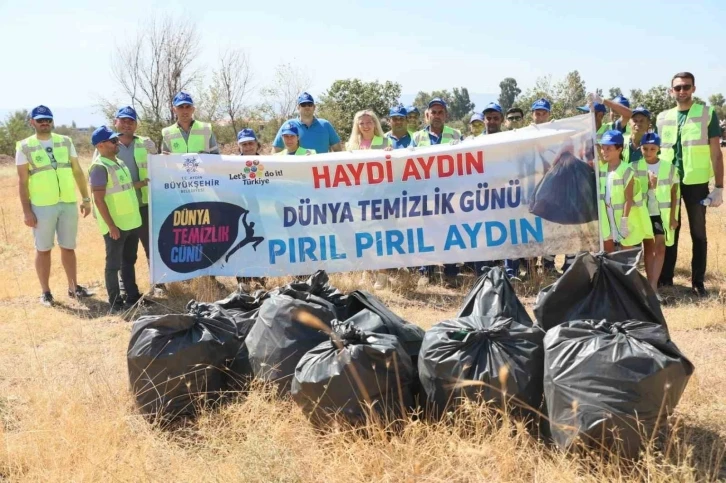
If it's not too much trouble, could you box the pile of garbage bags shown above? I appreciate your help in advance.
[128,257,694,458]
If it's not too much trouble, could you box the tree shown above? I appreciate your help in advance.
[449,87,475,121]
[259,63,312,121]
[608,87,623,99]
[317,79,402,140]
[0,110,32,156]
[709,93,726,119]
[630,86,675,119]
[498,78,521,112]
[110,15,202,145]
[515,75,560,118]
[554,70,587,116]
[214,47,253,134]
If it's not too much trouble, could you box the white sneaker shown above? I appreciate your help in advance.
[374,273,387,290]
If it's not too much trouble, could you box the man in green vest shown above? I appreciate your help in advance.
[275,123,316,155]
[89,126,145,313]
[656,71,724,297]
[622,106,652,164]
[161,92,220,154]
[15,105,93,307]
[411,98,463,287]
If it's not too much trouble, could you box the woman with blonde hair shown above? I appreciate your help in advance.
[346,110,391,150]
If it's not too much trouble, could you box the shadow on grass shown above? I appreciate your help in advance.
[672,422,726,481]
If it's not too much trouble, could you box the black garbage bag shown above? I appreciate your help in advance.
[127,313,242,420]
[213,289,270,311]
[292,321,414,425]
[529,149,598,225]
[544,319,694,458]
[534,250,665,331]
[346,290,425,363]
[418,315,545,418]
[457,267,532,324]
[273,270,348,319]
[245,291,336,393]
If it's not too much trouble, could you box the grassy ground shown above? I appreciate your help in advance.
[0,157,724,482]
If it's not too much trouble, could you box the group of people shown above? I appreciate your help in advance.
[14,70,723,311]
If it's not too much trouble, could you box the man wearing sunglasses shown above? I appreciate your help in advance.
[273,92,342,154]
[16,105,93,307]
[656,72,724,297]
[505,107,525,130]
[89,126,145,313]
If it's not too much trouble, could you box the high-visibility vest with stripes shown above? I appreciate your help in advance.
[412,125,461,146]
[91,156,142,235]
[598,161,651,245]
[275,147,316,156]
[16,134,77,206]
[162,121,213,153]
[133,137,150,204]
[347,135,390,150]
[630,158,680,246]
[656,104,714,185]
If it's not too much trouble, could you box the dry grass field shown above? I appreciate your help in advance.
[0,156,724,482]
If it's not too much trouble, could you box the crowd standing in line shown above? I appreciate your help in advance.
[15,71,724,310]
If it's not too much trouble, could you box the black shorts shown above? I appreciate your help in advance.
[650,215,665,236]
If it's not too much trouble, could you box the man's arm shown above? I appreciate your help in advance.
[70,156,91,217]
[207,132,220,154]
[330,143,343,152]
[327,122,342,152]
[709,136,724,186]
[16,164,36,227]
[92,188,119,238]
[603,99,632,127]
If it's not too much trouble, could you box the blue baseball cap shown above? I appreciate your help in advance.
[641,132,661,146]
[91,126,120,146]
[531,98,551,112]
[482,102,503,114]
[389,105,407,117]
[632,106,651,119]
[31,105,53,120]
[281,122,299,136]
[613,95,630,108]
[576,103,606,114]
[598,130,625,145]
[469,113,484,124]
[237,128,258,143]
[406,105,420,115]
[297,92,315,105]
[173,92,194,106]
[428,97,447,109]
[115,106,137,120]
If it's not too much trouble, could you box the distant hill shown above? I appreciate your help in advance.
[0,106,105,128]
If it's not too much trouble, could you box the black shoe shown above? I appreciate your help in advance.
[691,286,708,298]
[109,303,126,315]
[68,285,93,299]
[658,279,674,288]
[40,292,54,307]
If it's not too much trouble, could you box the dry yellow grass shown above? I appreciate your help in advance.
[0,156,724,482]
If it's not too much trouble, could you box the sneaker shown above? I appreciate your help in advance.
[40,292,54,307]
[373,273,388,290]
[691,286,709,298]
[68,285,93,299]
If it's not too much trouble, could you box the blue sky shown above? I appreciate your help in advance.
[2,0,725,125]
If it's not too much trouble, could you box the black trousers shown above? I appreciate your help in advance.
[105,228,140,306]
[659,182,709,287]
[139,205,151,260]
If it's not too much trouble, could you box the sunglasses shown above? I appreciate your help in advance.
[36,119,52,124]
[673,85,692,92]
[299,102,314,108]
[102,138,119,145]
[507,116,522,121]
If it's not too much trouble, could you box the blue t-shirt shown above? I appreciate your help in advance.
[273,118,341,154]
[386,132,412,149]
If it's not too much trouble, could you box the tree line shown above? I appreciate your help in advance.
[2,14,726,156]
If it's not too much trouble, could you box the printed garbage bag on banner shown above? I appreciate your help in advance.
[246,291,336,393]
[457,267,532,324]
[418,315,545,417]
[292,322,415,425]
[345,290,425,363]
[127,313,242,420]
[544,319,694,458]
[529,149,598,225]
[534,250,665,331]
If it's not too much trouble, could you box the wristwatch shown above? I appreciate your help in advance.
[82,197,91,203]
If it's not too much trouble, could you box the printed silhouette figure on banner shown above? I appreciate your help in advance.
[225,208,264,263]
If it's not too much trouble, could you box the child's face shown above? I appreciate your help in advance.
[641,144,660,161]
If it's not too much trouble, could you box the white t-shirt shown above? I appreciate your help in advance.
[605,170,619,241]
[646,161,661,216]
[15,137,77,168]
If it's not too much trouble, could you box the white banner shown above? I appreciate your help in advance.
[149,115,600,283]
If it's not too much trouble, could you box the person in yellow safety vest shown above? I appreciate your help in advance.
[465,113,485,140]
[346,110,391,151]
[275,123,316,155]
[384,106,413,148]
[598,130,652,253]
[89,126,145,314]
[622,106,652,164]
[15,105,94,307]
[412,97,463,288]
[161,92,220,155]
[406,106,421,136]
[633,132,680,302]
[656,72,724,297]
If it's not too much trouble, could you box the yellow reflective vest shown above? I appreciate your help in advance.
[16,134,77,206]
[162,121,213,153]
[656,104,714,185]
[91,156,142,235]
[598,161,652,245]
